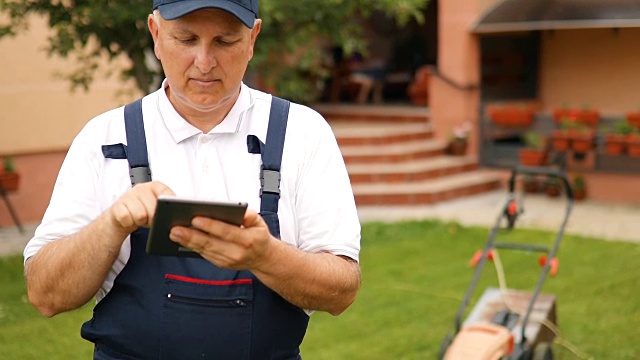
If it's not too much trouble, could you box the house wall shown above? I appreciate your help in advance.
[433,0,640,140]
[539,28,640,115]
[429,0,502,157]
[431,0,640,205]
[534,28,640,204]
[429,0,485,156]
[3,4,640,229]
[0,15,138,227]
[0,152,66,228]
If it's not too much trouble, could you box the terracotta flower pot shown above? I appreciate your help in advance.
[553,108,600,128]
[522,178,540,193]
[545,183,561,197]
[518,148,546,166]
[569,129,595,154]
[0,172,20,192]
[627,112,640,128]
[627,134,640,157]
[604,134,627,155]
[447,139,468,156]
[551,130,571,152]
[573,189,587,201]
[577,110,600,128]
[488,106,535,128]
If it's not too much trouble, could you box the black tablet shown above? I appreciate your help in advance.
[146,195,248,257]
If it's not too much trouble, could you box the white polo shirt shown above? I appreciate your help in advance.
[24,81,361,301]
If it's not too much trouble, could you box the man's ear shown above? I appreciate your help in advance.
[148,14,161,59]
[248,19,262,58]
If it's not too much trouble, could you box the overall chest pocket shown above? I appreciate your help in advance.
[160,274,254,360]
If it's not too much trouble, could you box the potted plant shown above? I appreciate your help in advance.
[487,104,535,128]
[553,105,600,128]
[521,175,541,193]
[544,176,561,197]
[551,119,575,152]
[627,109,640,128]
[627,128,640,157]
[569,123,596,154]
[0,156,20,192]
[604,119,632,155]
[518,131,547,166]
[446,121,471,156]
[572,173,586,201]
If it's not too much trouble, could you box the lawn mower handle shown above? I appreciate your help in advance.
[508,165,574,201]
[450,165,574,344]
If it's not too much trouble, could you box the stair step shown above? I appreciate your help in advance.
[310,103,503,207]
[352,171,503,205]
[341,138,447,163]
[348,155,479,183]
[315,104,429,123]
[331,122,433,146]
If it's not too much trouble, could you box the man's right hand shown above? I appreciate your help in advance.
[109,181,175,234]
[25,180,175,317]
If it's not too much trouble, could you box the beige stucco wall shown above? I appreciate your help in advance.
[429,0,640,206]
[0,15,139,227]
[432,0,640,147]
[0,15,139,155]
[539,28,640,116]
[429,0,487,155]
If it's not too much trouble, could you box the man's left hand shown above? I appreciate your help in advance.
[168,209,274,270]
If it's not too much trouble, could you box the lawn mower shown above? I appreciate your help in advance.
[439,166,574,360]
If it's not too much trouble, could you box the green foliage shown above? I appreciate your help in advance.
[523,131,544,149]
[558,119,578,130]
[0,255,94,358]
[611,119,633,135]
[0,0,156,93]
[253,0,428,102]
[302,220,639,359]
[2,156,15,172]
[560,119,594,135]
[0,0,429,102]
[2,220,639,359]
[572,173,585,190]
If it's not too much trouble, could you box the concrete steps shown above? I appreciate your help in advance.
[352,171,502,205]
[346,155,480,183]
[315,104,502,206]
[340,138,446,164]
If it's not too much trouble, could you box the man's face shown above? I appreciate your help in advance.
[149,9,260,119]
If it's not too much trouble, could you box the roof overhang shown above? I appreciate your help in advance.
[473,0,640,34]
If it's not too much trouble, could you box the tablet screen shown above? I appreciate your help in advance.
[146,196,248,257]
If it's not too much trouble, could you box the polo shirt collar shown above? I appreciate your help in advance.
[157,80,254,143]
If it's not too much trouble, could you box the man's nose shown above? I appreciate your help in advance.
[194,45,217,73]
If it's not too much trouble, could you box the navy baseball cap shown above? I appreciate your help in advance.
[153,0,259,28]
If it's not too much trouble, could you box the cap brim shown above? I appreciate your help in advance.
[158,0,255,28]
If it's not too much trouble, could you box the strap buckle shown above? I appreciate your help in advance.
[260,167,281,197]
[129,166,151,185]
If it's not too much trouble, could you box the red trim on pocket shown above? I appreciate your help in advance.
[165,274,253,286]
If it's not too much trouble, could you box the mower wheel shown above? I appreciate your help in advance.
[437,333,454,360]
[531,342,553,360]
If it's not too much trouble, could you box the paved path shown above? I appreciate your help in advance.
[2,190,639,258]
[358,189,640,243]
[0,223,37,258]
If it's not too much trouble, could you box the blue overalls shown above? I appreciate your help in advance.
[82,97,309,359]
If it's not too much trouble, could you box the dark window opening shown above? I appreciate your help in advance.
[480,33,540,101]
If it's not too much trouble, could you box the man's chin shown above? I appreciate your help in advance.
[189,95,235,112]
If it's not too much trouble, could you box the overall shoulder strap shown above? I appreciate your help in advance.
[259,96,290,233]
[123,98,152,185]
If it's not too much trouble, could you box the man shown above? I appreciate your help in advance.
[23,0,361,359]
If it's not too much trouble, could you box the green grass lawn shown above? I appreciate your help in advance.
[1,219,638,359]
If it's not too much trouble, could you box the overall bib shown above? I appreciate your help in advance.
[82,97,309,359]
